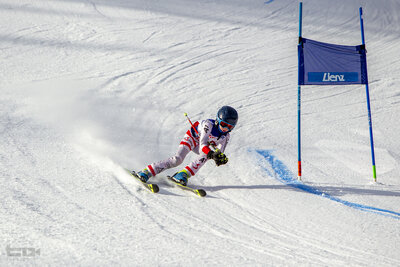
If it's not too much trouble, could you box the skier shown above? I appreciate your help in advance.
[135,106,239,186]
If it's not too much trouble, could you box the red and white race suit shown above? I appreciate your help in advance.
[146,119,230,177]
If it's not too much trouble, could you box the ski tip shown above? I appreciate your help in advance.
[197,189,207,197]
[150,184,160,193]
[125,168,136,175]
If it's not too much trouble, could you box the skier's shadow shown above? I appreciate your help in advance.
[201,184,290,192]
[201,183,400,197]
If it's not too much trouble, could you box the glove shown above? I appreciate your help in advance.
[207,149,228,166]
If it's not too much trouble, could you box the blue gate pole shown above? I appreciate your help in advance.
[360,7,377,182]
[297,2,303,180]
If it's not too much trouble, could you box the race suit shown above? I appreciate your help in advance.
[146,119,230,177]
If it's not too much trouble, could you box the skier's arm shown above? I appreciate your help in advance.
[198,120,213,155]
[198,120,229,166]
[207,134,230,166]
[217,133,230,153]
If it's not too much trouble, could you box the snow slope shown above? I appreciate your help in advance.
[1,0,400,265]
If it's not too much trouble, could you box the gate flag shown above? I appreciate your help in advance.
[297,2,377,182]
[298,38,368,85]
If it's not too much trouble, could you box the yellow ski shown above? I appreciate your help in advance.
[167,176,206,197]
[126,169,159,193]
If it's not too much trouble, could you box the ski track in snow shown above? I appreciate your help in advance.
[1,0,400,265]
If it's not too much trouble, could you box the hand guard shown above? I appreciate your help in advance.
[207,149,228,166]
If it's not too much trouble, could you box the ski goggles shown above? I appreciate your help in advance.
[217,118,235,131]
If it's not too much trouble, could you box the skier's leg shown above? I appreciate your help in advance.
[137,131,196,182]
[184,155,208,176]
[171,155,208,185]
[147,145,190,176]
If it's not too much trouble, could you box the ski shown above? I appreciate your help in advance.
[125,169,159,193]
[167,176,207,197]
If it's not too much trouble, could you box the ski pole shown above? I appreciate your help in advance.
[184,112,200,135]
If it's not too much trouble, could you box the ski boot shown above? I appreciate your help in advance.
[171,169,191,186]
[136,168,152,183]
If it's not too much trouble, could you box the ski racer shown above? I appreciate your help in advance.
[136,106,239,186]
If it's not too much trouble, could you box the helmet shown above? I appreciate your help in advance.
[216,106,238,132]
